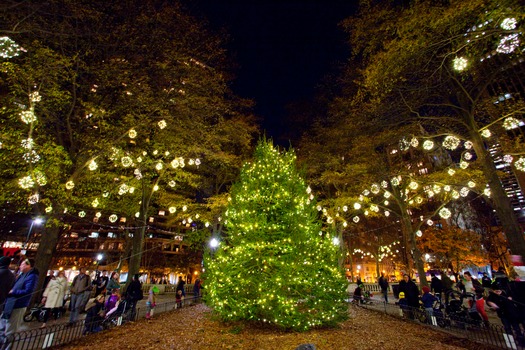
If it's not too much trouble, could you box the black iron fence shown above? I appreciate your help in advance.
[354,298,524,350]
[1,295,201,350]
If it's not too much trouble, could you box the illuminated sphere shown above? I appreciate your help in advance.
[481,129,491,138]
[460,187,469,197]
[384,211,390,217]
[158,120,167,129]
[463,152,472,160]
[410,137,419,147]
[156,162,163,170]
[45,206,53,213]
[88,160,98,171]
[444,185,451,192]
[422,140,434,150]
[468,181,476,188]
[503,117,520,130]
[439,208,451,219]
[20,110,37,124]
[409,181,418,190]
[453,57,468,71]
[443,135,460,150]
[353,203,361,210]
[484,188,491,197]
[464,141,473,150]
[18,176,34,189]
[121,156,133,167]
[95,212,102,218]
[501,17,517,30]
[391,177,399,186]
[128,129,137,138]
[169,207,176,213]
[92,198,99,207]
[371,184,380,194]
[65,180,75,190]
[497,34,519,54]
[343,205,348,212]
[427,219,434,226]
[28,193,39,204]
[381,180,388,188]
[515,157,525,172]
[79,211,86,218]
[503,155,513,163]
[416,230,423,237]
[460,161,469,169]
[384,191,391,198]
[109,214,118,223]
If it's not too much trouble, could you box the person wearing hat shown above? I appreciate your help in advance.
[421,286,437,321]
[0,257,15,314]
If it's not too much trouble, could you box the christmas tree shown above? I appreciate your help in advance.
[205,139,348,331]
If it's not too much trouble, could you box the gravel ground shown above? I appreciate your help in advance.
[59,303,497,350]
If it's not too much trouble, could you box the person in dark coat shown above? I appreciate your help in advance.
[487,283,525,346]
[0,258,39,346]
[0,257,15,314]
[83,294,105,334]
[430,273,443,300]
[399,274,420,319]
[126,274,143,319]
[176,277,186,297]
[378,273,389,303]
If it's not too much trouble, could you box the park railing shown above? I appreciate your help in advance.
[1,294,201,350]
[353,297,524,350]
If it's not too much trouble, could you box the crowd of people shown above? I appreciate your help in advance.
[0,255,202,346]
[391,269,525,347]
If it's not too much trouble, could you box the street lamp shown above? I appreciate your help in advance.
[209,238,219,249]
[21,217,43,255]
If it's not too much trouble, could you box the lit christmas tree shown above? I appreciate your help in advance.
[205,139,348,331]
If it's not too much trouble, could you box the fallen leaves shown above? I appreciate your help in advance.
[60,304,494,350]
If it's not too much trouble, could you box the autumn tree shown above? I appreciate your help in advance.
[337,0,525,258]
[0,0,257,291]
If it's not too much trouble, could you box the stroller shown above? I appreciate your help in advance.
[103,299,132,330]
[444,290,482,328]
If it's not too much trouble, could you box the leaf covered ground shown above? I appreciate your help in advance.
[61,304,496,350]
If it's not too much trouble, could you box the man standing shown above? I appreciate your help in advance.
[0,257,15,314]
[0,258,39,348]
[430,273,443,301]
[378,273,389,303]
[398,274,420,319]
[68,267,91,325]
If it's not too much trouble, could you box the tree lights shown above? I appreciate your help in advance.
[205,140,348,331]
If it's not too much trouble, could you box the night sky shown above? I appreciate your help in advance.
[192,0,358,141]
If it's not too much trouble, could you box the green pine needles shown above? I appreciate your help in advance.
[205,139,348,331]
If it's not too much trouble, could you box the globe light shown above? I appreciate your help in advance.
[464,141,473,150]
[503,117,520,130]
[439,207,451,219]
[442,135,460,150]
[422,140,434,150]
[453,57,468,71]
[88,160,98,171]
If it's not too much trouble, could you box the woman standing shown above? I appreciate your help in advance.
[106,271,120,295]
[41,271,68,328]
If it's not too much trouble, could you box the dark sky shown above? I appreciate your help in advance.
[191,0,358,141]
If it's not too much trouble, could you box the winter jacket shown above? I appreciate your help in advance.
[43,276,68,308]
[2,268,39,319]
[0,266,15,314]
[70,273,91,295]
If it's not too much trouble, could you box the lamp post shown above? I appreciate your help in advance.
[21,217,43,255]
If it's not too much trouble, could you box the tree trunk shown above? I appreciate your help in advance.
[470,130,525,258]
[126,224,146,286]
[31,221,62,306]
[402,216,428,287]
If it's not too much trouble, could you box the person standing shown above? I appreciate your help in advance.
[0,258,39,348]
[176,277,186,297]
[94,271,109,297]
[193,278,201,300]
[40,271,68,328]
[126,274,143,320]
[68,267,91,325]
[430,273,443,301]
[399,274,419,319]
[0,257,15,315]
[378,273,389,303]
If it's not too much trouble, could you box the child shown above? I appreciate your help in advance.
[176,289,183,308]
[105,289,120,312]
[353,284,363,304]
[397,291,409,317]
[421,286,437,321]
[146,285,158,320]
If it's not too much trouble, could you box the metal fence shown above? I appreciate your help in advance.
[354,299,524,350]
[1,295,201,350]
